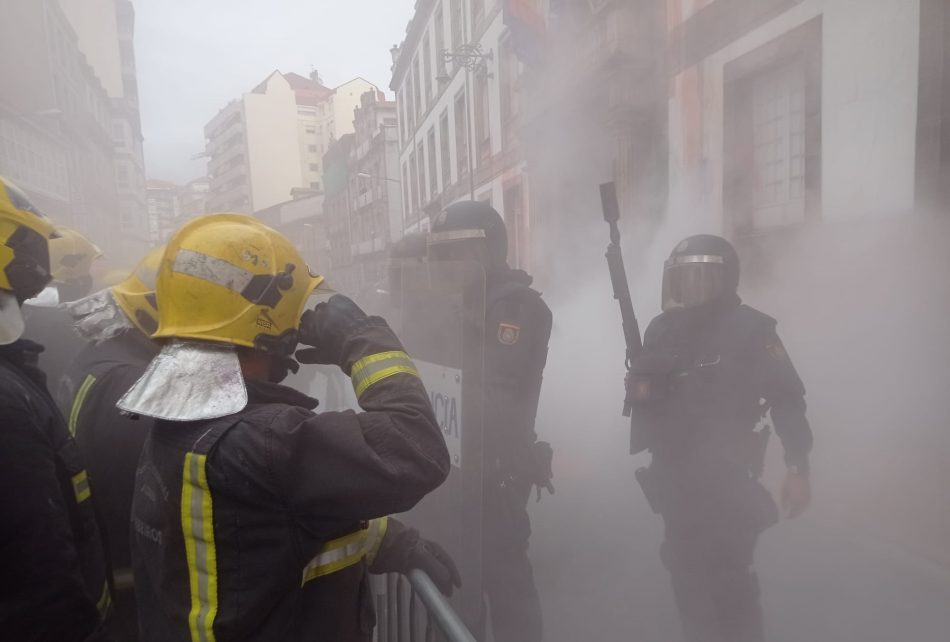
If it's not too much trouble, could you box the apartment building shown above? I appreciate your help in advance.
[59,0,149,253]
[0,0,119,249]
[204,70,377,214]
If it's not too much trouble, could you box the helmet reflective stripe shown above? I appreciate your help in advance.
[300,517,389,585]
[427,228,487,244]
[173,249,257,295]
[172,248,297,308]
[665,254,726,267]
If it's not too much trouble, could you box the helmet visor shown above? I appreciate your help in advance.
[661,255,726,311]
[427,228,488,264]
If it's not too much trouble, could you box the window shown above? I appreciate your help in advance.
[305,127,316,134]
[423,33,433,103]
[750,62,806,228]
[471,0,484,29]
[409,150,419,211]
[435,7,446,78]
[439,111,451,187]
[398,88,407,144]
[402,161,411,217]
[412,58,422,118]
[309,163,320,171]
[450,0,462,59]
[499,36,520,145]
[308,145,317,152]
[116,163,130,188]
[427,128,438,196]
[454,89,469,178]
[474,72,491,164]
[310,181,321,190]
[416,141,426,204]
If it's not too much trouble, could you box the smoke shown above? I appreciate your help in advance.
[517,9,950,637]
[528,194,950,641]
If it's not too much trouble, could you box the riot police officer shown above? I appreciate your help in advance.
[428,201,554,642]
[629,234,812,642]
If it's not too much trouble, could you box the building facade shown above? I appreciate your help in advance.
[346,90,402,291]
[204,71,378,214]
[665,0,950,232]
[390,0,536,269]
[322,134,357,293]
[178,176,210,219]
[145,179,181,245]
[0,0,119,250]
[254,193,329,278]
[519,0,668,281]
[59,0,149,262]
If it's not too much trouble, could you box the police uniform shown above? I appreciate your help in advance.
[0,339,112,641]
[131,319,450,641]
[632,295,812,642]
[481,267,553,642]
[61,329,159,639]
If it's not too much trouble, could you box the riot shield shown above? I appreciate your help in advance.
[384,258,486,634]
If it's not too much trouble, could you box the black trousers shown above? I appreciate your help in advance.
[649,463,777,642]
[480,479,543,642]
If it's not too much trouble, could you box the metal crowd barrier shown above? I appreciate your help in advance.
[373,570,477,642]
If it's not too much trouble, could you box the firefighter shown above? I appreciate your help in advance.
[427,201,554,642]
[122,213,453,641]
[629,234,813,642]
[59,246,165,640]
[0,177,112,640]
[23,226,103,391]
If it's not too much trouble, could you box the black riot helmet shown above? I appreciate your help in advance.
[661,234,740,312]
[428,200,508,271]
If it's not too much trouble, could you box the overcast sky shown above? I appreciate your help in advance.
[135,0,416,184]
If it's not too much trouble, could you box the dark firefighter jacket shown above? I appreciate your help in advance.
[631,297,813,470]
[483,268,553,481]
[132,319,450,642]
[0,339,112,642]
[22,303,87,396]
[61,329,159,580]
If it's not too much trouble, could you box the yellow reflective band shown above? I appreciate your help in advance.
[181,452,218,642]
[350,351,419,397]
[300,517,389,586]
[96,580,112,618]
[68,374,96,437]
[71,469,91,503]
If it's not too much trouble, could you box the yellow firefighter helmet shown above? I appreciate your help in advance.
[49,226,102,284]
[112,245,164,336]
[153,213,325,355]
[0,176,59,298]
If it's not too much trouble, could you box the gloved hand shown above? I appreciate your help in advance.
[408,538,462,597]
[531,441,555,502]
[295,295,367,370]
[781,467,811,519]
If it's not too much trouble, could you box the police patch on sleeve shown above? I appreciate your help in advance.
[498,322,520,345]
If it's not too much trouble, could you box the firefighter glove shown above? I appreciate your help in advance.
[409,539,462,597]
[532,440,555,502]
[295,294,367,370]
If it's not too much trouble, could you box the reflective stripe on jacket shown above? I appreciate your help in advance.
[132,319,449,642]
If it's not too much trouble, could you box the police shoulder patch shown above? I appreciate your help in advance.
[498,322,520,345]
